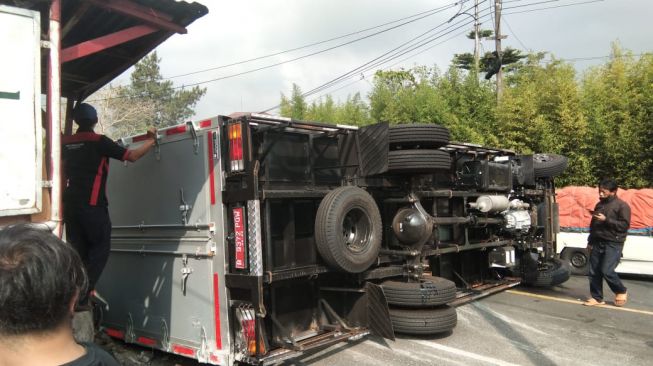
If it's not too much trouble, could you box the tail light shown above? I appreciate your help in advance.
[234,305,260,357]
[228,123,244,171]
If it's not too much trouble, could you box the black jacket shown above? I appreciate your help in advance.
[588,195,631,244]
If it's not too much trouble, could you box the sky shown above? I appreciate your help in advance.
[107,0,653,119]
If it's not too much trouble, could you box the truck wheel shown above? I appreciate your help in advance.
[389,124,450,149]
[561,249,589,275]
[315,186,382,273]
[382,275,456,307]
[388,150,451,174]
[533,153,568,178]
[389,306,457,335]
[521,258,571,287]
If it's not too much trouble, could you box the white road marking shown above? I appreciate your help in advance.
[366,340,467,366]
[412,340,523,366]
[468,302,549,336]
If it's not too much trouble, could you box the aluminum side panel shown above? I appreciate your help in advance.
[100,126,231,363]
[107,136,210,226]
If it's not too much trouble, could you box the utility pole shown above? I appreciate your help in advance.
[473,0,480,71]
[493,0,504,99]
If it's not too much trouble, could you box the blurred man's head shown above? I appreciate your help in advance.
[598,178,618,200]
[0,224,87,336]
[72,103,98,130]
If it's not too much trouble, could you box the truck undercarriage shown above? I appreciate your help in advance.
[98,114,570,365]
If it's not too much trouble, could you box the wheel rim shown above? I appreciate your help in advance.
[534,153,553,163]
[571,252,587,268]
[341,207,371,253]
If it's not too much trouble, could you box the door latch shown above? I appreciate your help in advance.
[181,254,193,295]
[179,188,192,225]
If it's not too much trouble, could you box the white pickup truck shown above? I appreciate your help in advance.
[556,186,653,276]
[557,231,653,276]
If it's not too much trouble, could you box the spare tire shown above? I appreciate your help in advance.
[533,153,568,178]
[388,150,451,174]
[521,258,571,287]
[389,306,457,335]
[382,275,456,307]
[315,186,382,273]
[389,124,450,149]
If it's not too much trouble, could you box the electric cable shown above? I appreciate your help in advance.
[503,0,604,15]
[166,2,460,80]
[261,1,493,111]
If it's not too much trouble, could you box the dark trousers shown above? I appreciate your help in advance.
[64,204,112,297]
[588,241,627,301]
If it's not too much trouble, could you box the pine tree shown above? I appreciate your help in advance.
[98,51,206,138]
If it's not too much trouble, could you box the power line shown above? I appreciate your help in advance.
[165,2,460,80]
[88,2,461,102]
[305,28,471,107]
[89,0,613,105]
[262,1,495,111]
[300,11,488,99]
[503,0,604,15]
[502,15,530,51]
[543,53,648,63]
[503,0,560,11]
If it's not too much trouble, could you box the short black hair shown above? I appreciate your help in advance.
[0,224,88,336]
[72,103,98,129]
[74,118,98,128]
[599,178,618,192]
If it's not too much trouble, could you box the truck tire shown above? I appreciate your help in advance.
[315,186,382,273]
[389,306,457,335]
[382,275,456,307]
[388,150,451,174]
[389,124,450,149]
[533,153,568,178]
[521,258,571,287]
[561,248,589,276]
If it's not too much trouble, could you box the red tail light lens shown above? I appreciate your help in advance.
[228,123,244,171]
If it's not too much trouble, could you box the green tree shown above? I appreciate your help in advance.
[453,47,526,79]
[105,51,206,138]
[306,94,336,122]
[280,85,372,126]
[279,84,307,120]
[435,66,498,145]
[369,68,452,125]
[495,53,593,186]
[368,66,497,145]
[332,93,372,126]
[581,44,653,187]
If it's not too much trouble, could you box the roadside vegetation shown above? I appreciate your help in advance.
[92,43,651,188]
[279,44,653,188]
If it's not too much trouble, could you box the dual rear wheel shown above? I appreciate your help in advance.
[381,275,458,336]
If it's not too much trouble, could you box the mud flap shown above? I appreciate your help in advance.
[365,282,395,341]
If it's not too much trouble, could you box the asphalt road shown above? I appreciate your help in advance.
[105,275,653,366]
[279,275,653,366]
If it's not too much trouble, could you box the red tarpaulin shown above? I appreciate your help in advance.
[556,186,653,230]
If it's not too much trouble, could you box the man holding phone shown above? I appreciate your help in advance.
[583,178,631,307]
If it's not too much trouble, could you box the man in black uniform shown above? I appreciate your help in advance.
[583,178,631,307]
[63,103,156,304]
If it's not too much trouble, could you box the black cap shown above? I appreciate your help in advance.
[72,103,97,123]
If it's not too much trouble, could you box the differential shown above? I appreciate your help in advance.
[392,207,433,247]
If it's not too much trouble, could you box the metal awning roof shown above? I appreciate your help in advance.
[1,0,208,100]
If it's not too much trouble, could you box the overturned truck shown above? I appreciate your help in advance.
[98,114,570,365]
